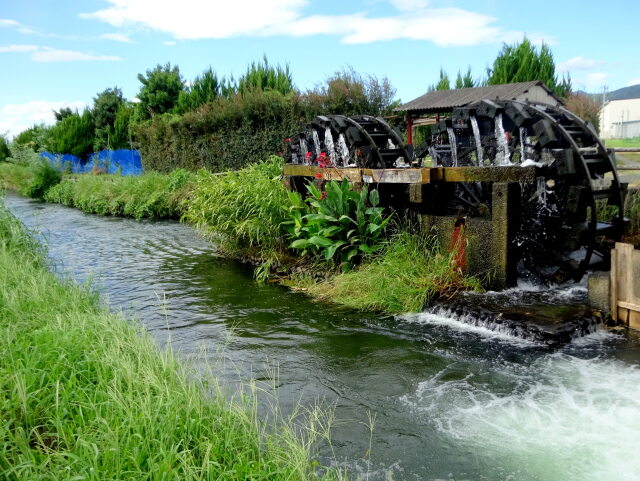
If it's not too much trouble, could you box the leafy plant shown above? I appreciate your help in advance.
[283,179,390,268]
[23,160,62,199]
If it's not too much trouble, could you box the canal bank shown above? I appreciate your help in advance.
[0,197,341,480]
[5,191,640,481]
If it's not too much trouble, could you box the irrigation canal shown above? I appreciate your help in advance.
[6,191,640,481]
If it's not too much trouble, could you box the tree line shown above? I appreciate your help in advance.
[4,38,602,168]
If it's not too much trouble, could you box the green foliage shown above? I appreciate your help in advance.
[22,160,62,199]
[430,68,451,91]
[183,156,291,253]
[53,106,75,122]
[176,67,227,113]
[136,63,184,120]
[283,180,390,269]
[625,188,640,236]
[110,102,135,150]
[309,230,481,313]
[0,202,342,481]
[0,135,10,162]
[46,110,95,158]
[238,55,294,96]
[455,67,476,89]
[44,169,194,219]
[136,90,301,172]
[305,67,398,117]
[13,124,50,151]
[486,37,572,97]
[92,87,125,150]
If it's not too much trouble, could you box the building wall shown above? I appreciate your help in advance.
[600,98,640,139]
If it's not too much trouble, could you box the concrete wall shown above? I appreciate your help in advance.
[600,98,640,139]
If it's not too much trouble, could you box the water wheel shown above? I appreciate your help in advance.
[427,100,625,282]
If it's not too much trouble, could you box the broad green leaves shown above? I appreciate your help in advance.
[282,179,391,269]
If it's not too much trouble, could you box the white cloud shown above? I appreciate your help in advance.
[80,0,538,47]
[0,44,122,62]
[0,44,39,53]
[100,32,132,42]
[0,100,88,139]
[164,40,176,46]
[0,18,35,34]
[627,78,640,87]
[583,72,610,89]
[557,56,604,72]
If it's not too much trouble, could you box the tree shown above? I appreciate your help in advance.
[565,92,601,132]
[430,68,450,91]
[306,67,397,117]
[110,103,135,150]
[53,107,74,122]
[0,134,10,161]
[93,87,124,131]
[136,63,184,120]
[13,124,51,151]
[46,110,95,158]
[486,38,571,97]
[237,55,294,96]
[455,67,475,89]
[176,68,227,113]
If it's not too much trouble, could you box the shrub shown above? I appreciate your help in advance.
[183,156,291,254]
[45,110,95,159]
[22,161,62,199]
[283,179,390,269]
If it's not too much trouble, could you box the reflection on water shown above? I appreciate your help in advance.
[6,192,640,481]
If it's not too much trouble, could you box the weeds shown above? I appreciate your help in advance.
[0,199,342,480]
[309,230,481,313]
[183,156,291,255]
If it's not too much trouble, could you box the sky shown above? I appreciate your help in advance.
[1,0,639,138]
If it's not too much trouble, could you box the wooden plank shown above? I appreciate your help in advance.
[617,301,640,311]
[610,247,618,321]
[441,166,538,183]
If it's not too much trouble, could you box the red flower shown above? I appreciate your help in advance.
[315,173,323,179]
[320,191,327,200]
[285,138,291,142]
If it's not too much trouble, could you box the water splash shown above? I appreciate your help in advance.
[324,127,336,164]
[401,353,640,481]
[494,114,511,165]
[337,134,350,166]
[312,130,321,157]
[447,127,458,167]
[299,138,309,164]
[519,127,528,163]
[470,116,483,166]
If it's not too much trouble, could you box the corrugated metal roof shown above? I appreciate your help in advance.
[396,81,561,114]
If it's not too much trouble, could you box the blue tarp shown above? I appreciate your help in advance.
[41,150,144,176]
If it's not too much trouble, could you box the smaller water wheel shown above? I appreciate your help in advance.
[426,99,625,282]
[287,115,414,168]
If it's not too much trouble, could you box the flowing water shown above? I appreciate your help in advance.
[495,114,512,165]
[5,192,640,481]
[470,116,483,166]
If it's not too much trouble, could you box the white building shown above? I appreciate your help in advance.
[600,96,640,139]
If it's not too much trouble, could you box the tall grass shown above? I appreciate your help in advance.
[308,230,482,313]
[183,156,291,256]
[0,200,341,480]
[0,159,61,199]
[44,168,194,219]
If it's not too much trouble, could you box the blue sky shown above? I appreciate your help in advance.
[1,0,639,137]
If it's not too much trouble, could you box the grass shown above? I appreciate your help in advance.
[183,156,291,257]
[44,168,194,219]
[308,230,482,314]
[0,199,342,481]
[605,137,640,148]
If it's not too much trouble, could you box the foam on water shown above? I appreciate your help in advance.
[401,353,640,481]
[400,309,538,346]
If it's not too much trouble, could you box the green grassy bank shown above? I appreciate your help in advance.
[0,200,341,480]
[0,157,478,314]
